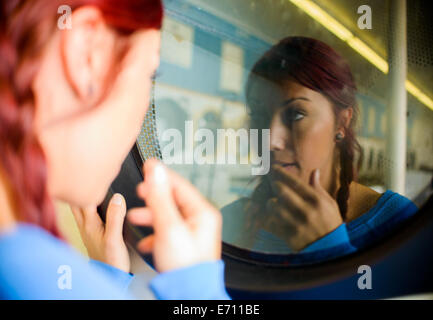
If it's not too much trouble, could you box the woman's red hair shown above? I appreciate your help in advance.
[0,0,163,237]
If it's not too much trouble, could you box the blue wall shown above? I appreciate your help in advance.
[159,0,270,102]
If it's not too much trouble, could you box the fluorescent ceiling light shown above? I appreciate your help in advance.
[289,0,433,111]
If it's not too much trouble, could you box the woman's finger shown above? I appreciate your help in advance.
[127,207,153,226]
[272,165,318,204]
[136,182,148,199]
[273,181,310,223]
[310,169,332,199]
[81,205,105,233]
[143,159,182,230]
[266,198,297,226]
[70,206,84,228]
[142,159,217,222]
[265,198,297,235]
[136,234,155,254]
[104,193,127,241]
[166,165,218,220]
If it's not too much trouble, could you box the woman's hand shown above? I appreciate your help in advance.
[127,159,222,273]
[264,166,343,252]
[71,194,130,273]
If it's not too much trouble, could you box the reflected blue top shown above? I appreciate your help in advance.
[0,223,230,300]
[222,190,418,263]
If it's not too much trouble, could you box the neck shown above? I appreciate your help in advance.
[0,166,17,231]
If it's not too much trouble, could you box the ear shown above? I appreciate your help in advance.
[60,6,118,105]
[338,107,353,131]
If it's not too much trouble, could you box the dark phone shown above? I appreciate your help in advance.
[96,145,155,267]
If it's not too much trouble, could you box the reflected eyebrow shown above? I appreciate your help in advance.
[281,97,310,106]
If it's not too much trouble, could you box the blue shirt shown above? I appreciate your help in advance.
[0,223,230,300]
[222,190,418,263]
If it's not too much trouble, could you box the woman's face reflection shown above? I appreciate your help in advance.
[269,80,345,195]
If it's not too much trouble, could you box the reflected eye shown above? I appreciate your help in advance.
[281,108,305,126]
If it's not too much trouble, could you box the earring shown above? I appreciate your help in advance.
[335,132,344,142]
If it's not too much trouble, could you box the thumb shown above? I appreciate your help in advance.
[310,169,326,194]
[105,193,127,241]
[143,159,182,230]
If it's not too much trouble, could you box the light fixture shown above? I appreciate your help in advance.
[289,0,433,111]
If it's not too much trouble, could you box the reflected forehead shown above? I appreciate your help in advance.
[272,81,335,119]
[279,81,327,103]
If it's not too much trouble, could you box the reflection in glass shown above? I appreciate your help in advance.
[142,0,433,265]
[221,37,418,263]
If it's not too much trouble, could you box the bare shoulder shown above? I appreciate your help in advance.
[346,182,383,222]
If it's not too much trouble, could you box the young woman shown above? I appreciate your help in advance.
[0,0,229,299]
[222,37,417,262]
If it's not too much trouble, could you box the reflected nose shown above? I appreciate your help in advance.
[270,114,290,151]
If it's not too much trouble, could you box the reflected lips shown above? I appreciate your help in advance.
[272,160,300,171]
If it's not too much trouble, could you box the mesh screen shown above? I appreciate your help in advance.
[136,98,163,162]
